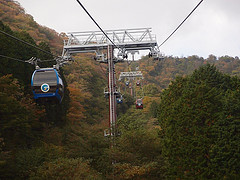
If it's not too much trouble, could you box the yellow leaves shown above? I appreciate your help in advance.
[31,157,101,179]
[64,55,108,124]
[142,96,160,114]
[114,162,157,179]
[114,163,144,179]
[67,86,90,123]
[145,65,155,73]
[0,74,23,99]
[65,73,75,84]
[67,105,86,119]
[0,75,45,119]
[68,84,92,100]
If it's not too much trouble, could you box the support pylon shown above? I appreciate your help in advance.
[108,45,117,147]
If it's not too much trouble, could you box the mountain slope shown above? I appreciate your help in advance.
[0,0,63,54]
[0,0,240,179]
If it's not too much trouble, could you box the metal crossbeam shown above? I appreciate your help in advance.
[119,71,144,81]
[61,28,160,147]
[62,28,160,60]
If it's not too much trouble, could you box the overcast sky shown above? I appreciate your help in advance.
[16,0,240,59]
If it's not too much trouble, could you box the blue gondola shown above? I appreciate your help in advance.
[116,96,123,104]
[31,68,64,103]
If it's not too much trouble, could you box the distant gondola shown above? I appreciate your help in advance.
[136,80,140,86]
[31,68,64,103]
[116,95,123,104]
[136,99,143,109]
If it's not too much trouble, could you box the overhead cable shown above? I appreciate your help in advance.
[0,29,58,58]
[159,0,204,47]
[0,54,56,64]
[0,54,27,63]
[75,0,118,48]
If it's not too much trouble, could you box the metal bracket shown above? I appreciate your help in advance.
[25,57,41,69]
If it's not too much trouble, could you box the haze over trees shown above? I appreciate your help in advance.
[0,0,239,179]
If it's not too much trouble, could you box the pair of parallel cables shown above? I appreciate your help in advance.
[76,0,204,48]
[0,29,57,63]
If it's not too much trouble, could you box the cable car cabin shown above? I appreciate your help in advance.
[136,80,140,86]
[136,99,143,109]
[31,68,64,103]
[116,96,123,104]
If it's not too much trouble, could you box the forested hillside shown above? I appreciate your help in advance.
[0,0,239,179]
[139,55,240,91]
[0,0,63,54]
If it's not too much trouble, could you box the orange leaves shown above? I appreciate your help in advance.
[145,65,155,72]
[113,162,158,179]
[64,56,108,124]
[66,85,91,123]
[0,74,23,100]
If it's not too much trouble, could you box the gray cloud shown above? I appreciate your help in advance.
[16,0,240,58]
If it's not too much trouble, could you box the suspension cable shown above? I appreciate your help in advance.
[0,29,59,58]
[75,0,119,49]
[0,54,56,63]
[0,54,26,63]
[159,0,204,47]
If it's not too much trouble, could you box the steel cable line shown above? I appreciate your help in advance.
[0,54,26,63]
[159,0,204,47]
[75,0,119,49]
[37,59,57,62]
[0,29,59,58]
[0,54,56,64]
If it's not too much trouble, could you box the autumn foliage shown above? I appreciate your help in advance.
[0,1,240,179]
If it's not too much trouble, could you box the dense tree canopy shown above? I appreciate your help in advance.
[158,64,240,179]
[1,1,240,179]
